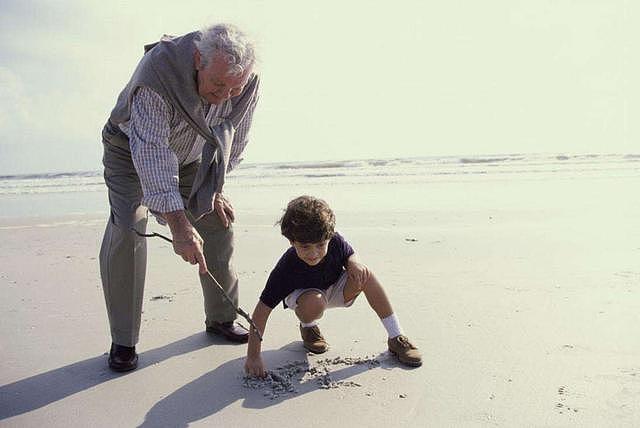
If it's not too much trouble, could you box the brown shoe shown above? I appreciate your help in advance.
[300,324,329,354]
[207,321,249,343]
[388,335,422,367]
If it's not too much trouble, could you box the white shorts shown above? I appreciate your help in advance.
[284,271,356,310]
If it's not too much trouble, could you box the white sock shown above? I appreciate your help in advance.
[381,313,404,338]
[301,320,318,328]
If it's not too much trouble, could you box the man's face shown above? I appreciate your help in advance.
[195,50,252,105]
[290,240,330,266]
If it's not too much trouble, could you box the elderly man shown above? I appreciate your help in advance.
[99,24,259,372]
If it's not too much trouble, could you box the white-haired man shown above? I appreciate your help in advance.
[100,24,259,372]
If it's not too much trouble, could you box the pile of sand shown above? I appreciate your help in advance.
[242,356,381,399]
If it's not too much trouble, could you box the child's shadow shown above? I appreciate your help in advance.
[139,342,388,428]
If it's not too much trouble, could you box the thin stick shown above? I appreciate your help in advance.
[131,227,263,341]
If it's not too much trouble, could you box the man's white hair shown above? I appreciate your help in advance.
[195,23,256,76]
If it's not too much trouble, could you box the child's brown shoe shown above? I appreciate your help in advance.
[300,324,329,354]
[388,335,422,367]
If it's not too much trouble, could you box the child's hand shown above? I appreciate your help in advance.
[244,355,267,378]
[347,260,371,286]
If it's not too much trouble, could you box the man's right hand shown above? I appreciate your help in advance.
[164,210,208,274]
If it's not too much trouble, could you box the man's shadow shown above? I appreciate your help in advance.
[0,332,235,420]
[1,335,395,424]
[138,343,390,428]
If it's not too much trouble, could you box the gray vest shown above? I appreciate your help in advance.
[107,31,259,220]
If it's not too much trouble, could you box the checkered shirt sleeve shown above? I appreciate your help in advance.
[129,87,184,214]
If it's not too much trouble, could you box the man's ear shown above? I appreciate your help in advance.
[289,239,295,246]
[194,50,202,70]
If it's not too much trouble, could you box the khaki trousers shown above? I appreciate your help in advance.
[99,128,238,347]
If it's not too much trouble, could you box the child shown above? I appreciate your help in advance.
[244,196,422,377]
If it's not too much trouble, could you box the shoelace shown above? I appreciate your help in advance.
[396,335,415,349]
[305,326,324,341]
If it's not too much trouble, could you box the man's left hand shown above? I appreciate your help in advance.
[214,192,235,228]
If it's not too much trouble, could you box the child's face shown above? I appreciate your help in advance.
[290,239,330,266]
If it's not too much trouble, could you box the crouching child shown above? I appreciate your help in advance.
[244,195,422,377]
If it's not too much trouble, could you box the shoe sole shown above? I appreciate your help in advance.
[108,357,138,372]
[207,327,249,344]
[389,349,422,367]
[303,343,329,354]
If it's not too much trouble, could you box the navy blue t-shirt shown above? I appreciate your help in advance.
[260,232,355,309]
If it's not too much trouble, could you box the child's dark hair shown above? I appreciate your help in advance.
[279,196,335,243]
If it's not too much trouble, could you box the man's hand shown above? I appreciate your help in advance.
[214,192,235,228]
[172,228,208,274]
[347,258,371,287]
[164,210,208,274]
[244,355,267,378]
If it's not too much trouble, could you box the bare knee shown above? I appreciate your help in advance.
[344,272,376,302]
[295,292,326,322]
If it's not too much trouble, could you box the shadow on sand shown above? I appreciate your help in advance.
[138,343,393,428]
[1,336,401,426]
[0,332,235,420]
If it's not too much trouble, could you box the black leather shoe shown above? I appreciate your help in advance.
[108,343,138,372]
[206,321,249,343]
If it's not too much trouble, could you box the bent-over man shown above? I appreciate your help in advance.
[99,23,259,372]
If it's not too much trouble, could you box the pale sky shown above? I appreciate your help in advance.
[0,0,636,174]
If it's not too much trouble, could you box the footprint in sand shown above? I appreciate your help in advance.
[556,385,579,414]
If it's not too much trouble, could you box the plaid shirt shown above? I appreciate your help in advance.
[119,86,257,213]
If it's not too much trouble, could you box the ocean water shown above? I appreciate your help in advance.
[0,153,638,219]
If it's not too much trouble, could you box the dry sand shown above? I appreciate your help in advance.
[1,175,639,427]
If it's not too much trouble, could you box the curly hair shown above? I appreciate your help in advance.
[279,196,336,243]
[195,23,256,76]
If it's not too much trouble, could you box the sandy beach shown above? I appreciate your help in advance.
[1,170,639,427]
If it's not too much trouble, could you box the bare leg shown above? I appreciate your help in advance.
[343,273,393,319]
[295,291,326,323]
[343,272,422,366]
